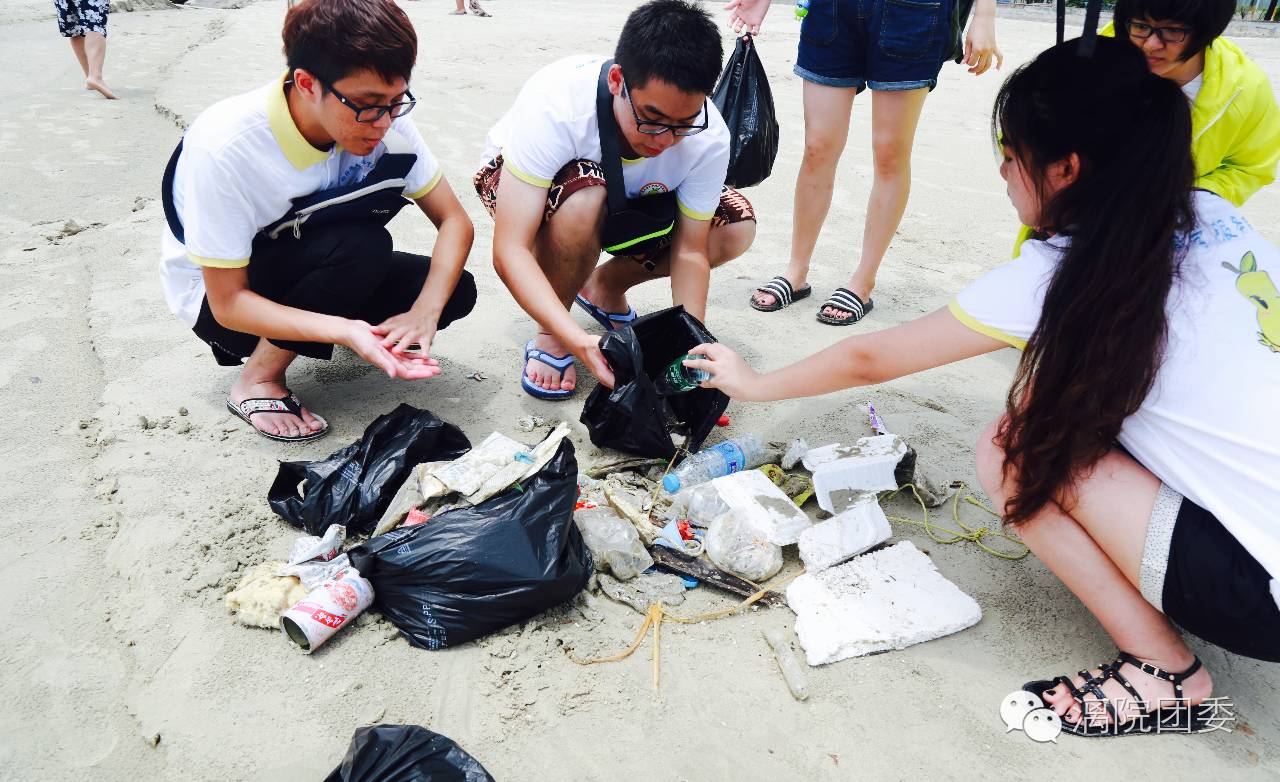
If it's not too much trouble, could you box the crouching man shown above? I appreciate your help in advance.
[159,0,476,441]
[477,0,756,400]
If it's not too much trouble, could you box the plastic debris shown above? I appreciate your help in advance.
[280,565,375,652]
[763,629,810,701]
[787,541,982,665]
[575,505,654,580]
[781,438,809,470]
[717,414,730,427]
[811,435,910,513]
[597,571,687,615]
[287,524,345,566]
[676,469,810,545]
[705,511,782,582]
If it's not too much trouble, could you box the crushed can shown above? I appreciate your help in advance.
[280,566,374,653]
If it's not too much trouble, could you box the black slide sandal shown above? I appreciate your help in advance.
[750,276,812,312]
[817,287,873,325]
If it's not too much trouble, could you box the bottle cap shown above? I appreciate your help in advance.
[662,474,681,493]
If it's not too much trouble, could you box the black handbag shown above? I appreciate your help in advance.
[595,60,679,257]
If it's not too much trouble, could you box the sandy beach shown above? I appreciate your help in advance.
[2,1,1278,778]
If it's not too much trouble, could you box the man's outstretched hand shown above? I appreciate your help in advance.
[345,320,441,380]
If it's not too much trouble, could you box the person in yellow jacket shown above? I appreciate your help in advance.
[1013,0,1279,256]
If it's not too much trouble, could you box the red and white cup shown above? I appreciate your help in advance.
[280,566,374,653]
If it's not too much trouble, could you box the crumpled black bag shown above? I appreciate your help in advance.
[268,404,471,537]
[348,438,591,650]
[324,724,494,782]
[711,34,779,189]
[580,305,729,459]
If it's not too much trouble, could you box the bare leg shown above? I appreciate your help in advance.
[975,420,1212,727]
[450,0,466,13]
[752,81,855,308]
[69,36,89,77]
[582,219,757,312]
[83,32,117,99]
[524,186,608,392]
[227,340,326,439]
[819,88,927,319]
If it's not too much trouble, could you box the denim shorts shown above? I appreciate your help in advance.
[795,0,955,92]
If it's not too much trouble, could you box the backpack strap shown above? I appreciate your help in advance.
[161,137,186,244]
[595,59,628,217]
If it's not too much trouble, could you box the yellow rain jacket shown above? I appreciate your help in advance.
[1012,25,1280,256]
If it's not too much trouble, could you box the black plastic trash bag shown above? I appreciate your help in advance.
[324,724,494,782]
[711,34,779,189]
[269,404,471,537]
[349,438,591,649]
[581,305,729,459]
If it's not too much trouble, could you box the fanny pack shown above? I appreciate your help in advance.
[596,59,678,257]
[161,130,418,245]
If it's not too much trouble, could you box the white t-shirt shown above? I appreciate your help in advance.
[481,55,731,220]
[951,192,1280,590]
[1182,73,1204,102]
[159,74,443,327]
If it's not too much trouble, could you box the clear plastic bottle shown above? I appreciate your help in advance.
[661,434,770,494]
[654,354,710,396]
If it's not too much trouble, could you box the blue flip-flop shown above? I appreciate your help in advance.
[574,294,638,332]
[521,339,576,400]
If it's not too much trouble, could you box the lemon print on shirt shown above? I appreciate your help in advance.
[1222,252,1280,352]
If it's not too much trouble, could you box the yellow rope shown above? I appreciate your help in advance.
[881,482,1029,561]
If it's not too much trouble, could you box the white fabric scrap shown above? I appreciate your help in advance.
[787,541,982,666]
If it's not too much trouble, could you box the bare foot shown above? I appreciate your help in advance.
[525,332,575,393]
[1038,655,1213,729]
[228,377,326,439]
[577,280,630,321]
[85,77,118,100]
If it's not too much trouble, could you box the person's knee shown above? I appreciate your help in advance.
[443,269,478,325]
[802,131,846,167]
[550,185,606,232]
[974,417,1009,508]
[711,220,756,267]
[870,132,912,179]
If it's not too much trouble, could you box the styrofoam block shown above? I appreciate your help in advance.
[812,455,899,512]
[802,435,906,471]
[786,541,982,666]
[707,469,811,545]
[797,497,892,571]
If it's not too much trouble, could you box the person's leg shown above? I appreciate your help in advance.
[818,87,927,320]
[752,81,856,309]
[524,184,608,392]
[226,341,325,439]
[975,421,1213,727]
[83,28,116,99]
[69,36,89,77]
[451,0,465,14]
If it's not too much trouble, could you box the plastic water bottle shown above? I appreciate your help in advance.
[662,434,770,494]
[654,354,709,396]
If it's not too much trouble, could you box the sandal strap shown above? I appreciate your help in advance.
[756,277,796,307]
[1102,661,1148,710]
[525,341,574,374]
[1116,651,1201,685]
[824,288,866,317]
[236,393,303,418]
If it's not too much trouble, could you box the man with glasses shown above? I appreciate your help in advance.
[159,0,476,441]
[476,0,757,399]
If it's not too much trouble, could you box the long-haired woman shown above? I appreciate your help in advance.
[690,37,1280,736]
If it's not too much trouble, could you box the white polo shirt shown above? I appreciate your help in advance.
[481,55,730,221]
[951,191,1280,589]
[159,74,443,327]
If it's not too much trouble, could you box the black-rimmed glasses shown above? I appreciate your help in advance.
[621,79,708,137]
[322,80,416,123]
[1126,20,1192,45]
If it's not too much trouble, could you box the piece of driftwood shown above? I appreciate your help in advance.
[585,457,666,479]
[647,545,786,607]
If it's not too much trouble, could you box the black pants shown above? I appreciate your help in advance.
[193,221,476,366]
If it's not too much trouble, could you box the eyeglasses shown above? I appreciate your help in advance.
[322,79,416,123]
[621,79,708,137]
[1126,20,1192,45]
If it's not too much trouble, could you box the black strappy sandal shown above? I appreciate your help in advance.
[750,275,812,312]
[816,287,873,325]
[1023,651,1212,738]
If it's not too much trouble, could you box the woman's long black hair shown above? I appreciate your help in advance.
[992,38,1196,526]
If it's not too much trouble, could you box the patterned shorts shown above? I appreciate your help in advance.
[473,155,755,266]
[55,0,108,37]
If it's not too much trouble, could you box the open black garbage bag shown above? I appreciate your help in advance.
[581,305,729,459]
[711,34,779,189]
[269,404,471,537]
[349,438,591,649]
[324,724,494,782]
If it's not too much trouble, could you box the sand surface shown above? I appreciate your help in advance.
[2,1,1278,779]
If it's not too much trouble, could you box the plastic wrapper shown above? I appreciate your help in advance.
[705,511,782,583]
[268,405,471,536]
[287,524,345,566]
[574,506,653,580]
[581,305,729,459]
[349,439,592,650]
[324,724,494,782]
[711,35,780,188]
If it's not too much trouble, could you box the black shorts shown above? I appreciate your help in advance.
[1142,485,1280,662]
